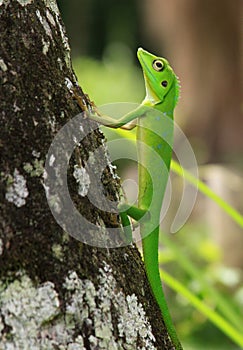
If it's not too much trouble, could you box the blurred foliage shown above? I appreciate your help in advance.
[159,223,243,349]
[73,44,144,105]
[58,0,141,58]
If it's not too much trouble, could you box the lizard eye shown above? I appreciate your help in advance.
[152,59,164,72]
[161,80,168,87]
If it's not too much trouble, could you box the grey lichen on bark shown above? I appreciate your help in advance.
[0,0,176,349]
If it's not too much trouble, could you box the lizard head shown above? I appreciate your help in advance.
[137,47,180,107]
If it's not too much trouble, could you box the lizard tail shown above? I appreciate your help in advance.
[142,226,182,350]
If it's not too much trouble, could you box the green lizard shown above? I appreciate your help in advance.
[76,48,181,349]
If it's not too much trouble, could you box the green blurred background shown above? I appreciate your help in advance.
[58,1,243,349]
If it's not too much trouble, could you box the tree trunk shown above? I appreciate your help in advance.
[0,1,177,349]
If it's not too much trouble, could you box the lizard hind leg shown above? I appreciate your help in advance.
[118,204,150,244]
[119,203,150,222]
[119,204,150,244]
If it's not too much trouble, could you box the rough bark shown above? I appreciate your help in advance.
[0,1,176,349]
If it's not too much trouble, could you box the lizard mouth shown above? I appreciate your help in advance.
[137,48,150,70]
[137,48,158,86]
